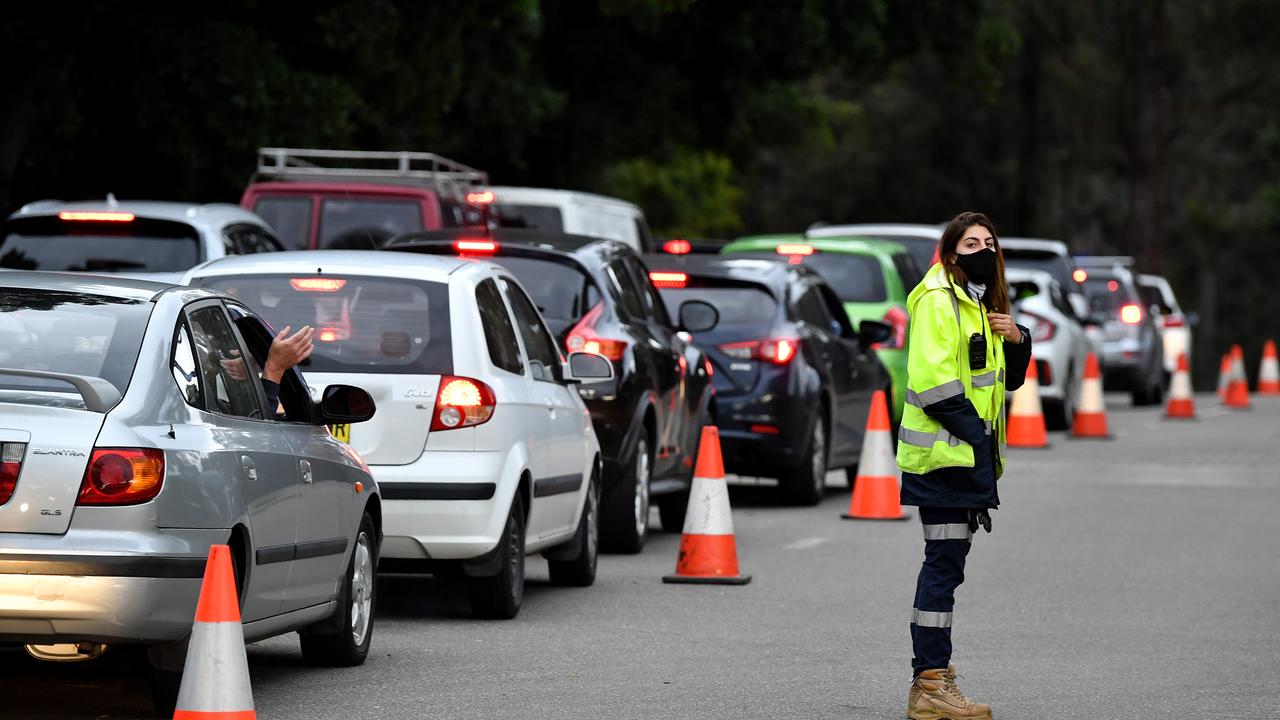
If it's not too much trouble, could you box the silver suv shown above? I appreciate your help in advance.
[1076,257,1165,405]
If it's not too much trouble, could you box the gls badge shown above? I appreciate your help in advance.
[41,509,63,516]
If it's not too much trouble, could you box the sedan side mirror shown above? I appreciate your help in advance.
[858,319,893,346]
[564,351,615,383]
[678,300,719,333]
[319,384,376,424]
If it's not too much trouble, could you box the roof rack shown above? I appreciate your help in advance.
[253,148,489,197]
[1073,255,1135,268]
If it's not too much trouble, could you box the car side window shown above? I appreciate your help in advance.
[186,304,266,419]
[815,283,857,339]
[475,279,525,375]
[624,256,673,327]
[226,303,311,422]
[222,229,240,256]
[171,322,204,408]
[606,260,647,321]
[501,279,563,383]
[892,252,923,292]
[795,286,834,333]
[634,217,655,253]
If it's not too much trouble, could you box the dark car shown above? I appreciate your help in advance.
[1076,257,1165,405]
[385,229,717,552]
[642,255,893,505]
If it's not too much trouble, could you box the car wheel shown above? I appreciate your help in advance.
[782,412,827,506]
[299,512,377,666]
[467,493,525,619]
[547,471,599,587]
[601,433,651,554]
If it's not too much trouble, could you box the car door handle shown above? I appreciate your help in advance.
[299,459,313,484]
[240,455,257,482]
[545,397,555,414]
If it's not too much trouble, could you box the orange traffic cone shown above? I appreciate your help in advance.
[1072,352,1111,439]
[842,390,908,521]
[1006,360,1049,448]
[663,426,751,585]
[173,545,255,720]
[1164,352,1196,419]
[1258,340,1280,396]
[1225,344,1251,409]
[1217,353,1231,401]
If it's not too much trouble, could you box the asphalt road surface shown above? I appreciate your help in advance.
[5,393,1278,719]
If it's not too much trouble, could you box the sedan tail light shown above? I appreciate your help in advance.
[431,376,497,431]
[1120,303,1143,325]
[0,442,25,506]
[1162,315,1185,328]
[566,301,628,361]
[1020,310,1057,343]
[718,338,799,365]
[77,448,165,506]
[875,306,909,349]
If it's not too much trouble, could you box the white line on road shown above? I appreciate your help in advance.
[784,536,830,551]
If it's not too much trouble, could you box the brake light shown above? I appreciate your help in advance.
[1120,304,1143,325]
[58,211,135,222]
[455,238,498,254]
[1072,269,1088,283]
[875,306,909,350]
[718,338,799,365]
[317,326,347,342]
[649,271,687,288]
[1021,310,1057,342]
[1162,316,1185,328]
[431,376,497,431]
[290,277,347,292]
[566,302,628,361]
[662,239,692,255]
[0,442,25,506]
[750,424,781,435]
[466,190,495,205]
[1107,280,1120,292]
[776,244,815,256]
[77,448,164,505]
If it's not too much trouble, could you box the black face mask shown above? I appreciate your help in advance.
[954,248,997,285]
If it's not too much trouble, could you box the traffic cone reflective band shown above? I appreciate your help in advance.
[1072,352,1111,439]
[663,426,751,585]
[1225,344,1250,409]
[1164,352,1196,419]
[173,545,255,720]
[1258,340,1280,395]
[1217,353,1231,401]
[1006,360,1049,448]
[842,390,908,520]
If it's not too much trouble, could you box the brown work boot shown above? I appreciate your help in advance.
[907,664,992,720]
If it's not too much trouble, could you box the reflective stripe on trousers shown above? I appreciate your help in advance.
[911,507,974,676]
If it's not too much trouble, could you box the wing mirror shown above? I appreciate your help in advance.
[858,319,893,346]
[318,384,376,424]
[677,300,719,333]
[565,351,618,400]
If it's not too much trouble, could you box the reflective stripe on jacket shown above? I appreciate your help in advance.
[896,262,1010,478]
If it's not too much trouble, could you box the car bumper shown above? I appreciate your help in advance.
[371,450,514,561]
[713,393,807,475]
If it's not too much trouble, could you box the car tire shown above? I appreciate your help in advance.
[601,433,651,554]
[299,512,377,666]
[547,471,599,587]
[782,411,827,506]
[467,494,526,619]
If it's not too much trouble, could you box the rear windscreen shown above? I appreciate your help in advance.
[656,286,778,326]
[495,204,566,233]
[1003,250,1075,292]
[488,256,600,337]
[1083,276,1135,313]
[196,274,452,375]
[1137,284,1172,314]
[1,216,200,273]
[318,199,423,250]
[0,288,152,401]
[736,252,886,302]
[254,197,312,250]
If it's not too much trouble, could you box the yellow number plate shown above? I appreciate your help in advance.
[327,424,351,443]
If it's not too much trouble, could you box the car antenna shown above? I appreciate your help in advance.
[166,423,176,439]
[106,192,118,207]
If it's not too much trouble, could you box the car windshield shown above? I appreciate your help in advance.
[735,252,886,302]
[494,204,566,233]
[254,196,312,250]
[0,288,152,405]
[1083,275,1136,314]
[1,216,200,273]
[487,256,600,337]
[655,285,778,326]
[196,274,452,375]
[318,199,423,250]
[1003,250,1077,293]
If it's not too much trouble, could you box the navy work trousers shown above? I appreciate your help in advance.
[910,507,974,676]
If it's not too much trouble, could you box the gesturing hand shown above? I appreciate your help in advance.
[263,325,314,382]
[986,313,1022,343]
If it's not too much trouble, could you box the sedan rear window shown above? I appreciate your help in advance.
[1083,276,1136,313]
[1003,250,1076,292]
[656,286,778,325]
[494,204,565,233]
[196,274,452,375]
[0,289,152,403]
[254,196,312,250]
[737,252,886,302]
[1,216,200,273]
[487,256,600,338]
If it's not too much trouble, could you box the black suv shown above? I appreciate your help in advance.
[644,255,892,504]
[386,229,717,552]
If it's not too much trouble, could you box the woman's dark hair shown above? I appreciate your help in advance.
[937,211,1010,314]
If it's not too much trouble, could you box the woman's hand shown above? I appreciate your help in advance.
[986,313,1022,343]
[263,325,314,382]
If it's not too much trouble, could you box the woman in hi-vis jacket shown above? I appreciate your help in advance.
[895,212,1033,720]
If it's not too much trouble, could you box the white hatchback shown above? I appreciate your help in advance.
[186,250,610,618]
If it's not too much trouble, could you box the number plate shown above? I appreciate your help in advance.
[327,424,351,443]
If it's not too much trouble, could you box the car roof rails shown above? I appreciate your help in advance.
[1073,254,1134,268]
[253,148,489,200]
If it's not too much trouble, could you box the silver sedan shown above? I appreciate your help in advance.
[0,272,381,682]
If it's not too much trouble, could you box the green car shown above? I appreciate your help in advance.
[720,234,925,425]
